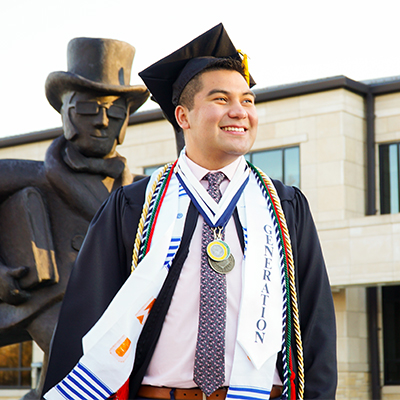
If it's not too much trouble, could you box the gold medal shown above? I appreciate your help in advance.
[207,240,230,261]
[207,226,235,274]
[208,253,235,274]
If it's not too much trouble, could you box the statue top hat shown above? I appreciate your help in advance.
[45,37,149,114]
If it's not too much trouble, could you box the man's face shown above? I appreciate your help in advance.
[176,69,258,170]
[64,91,129,158]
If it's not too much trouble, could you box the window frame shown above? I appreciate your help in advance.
[379,142,400,214]
[0,342,32,389]
[245,146,300,188]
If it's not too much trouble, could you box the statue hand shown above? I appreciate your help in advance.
[0,265,31,305]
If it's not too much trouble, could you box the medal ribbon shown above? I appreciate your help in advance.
[175,158,249,228]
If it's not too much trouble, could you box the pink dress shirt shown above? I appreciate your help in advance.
[142,155,243,387]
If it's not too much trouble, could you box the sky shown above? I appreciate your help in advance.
[1,0,400,139]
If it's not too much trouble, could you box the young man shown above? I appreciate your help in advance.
[43,24,337,400]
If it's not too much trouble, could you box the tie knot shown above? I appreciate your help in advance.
[204,172,225,203]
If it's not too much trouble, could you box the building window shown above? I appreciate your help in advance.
[379,143,400,214]
[0,342,32,388]
[245,146,300,187]
[382,285,400,385]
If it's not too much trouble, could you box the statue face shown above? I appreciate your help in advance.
[63,91,129,158]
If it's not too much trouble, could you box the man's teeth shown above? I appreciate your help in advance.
[221,127,245,132]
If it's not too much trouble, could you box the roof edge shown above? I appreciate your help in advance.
[0,127,63,149]
[254,75,370,102]
[3,74,400,149]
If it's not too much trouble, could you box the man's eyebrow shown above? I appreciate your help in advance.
[246,90,256,99]
[206,89,256,98]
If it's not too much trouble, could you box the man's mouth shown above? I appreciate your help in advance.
[221,126,247,132]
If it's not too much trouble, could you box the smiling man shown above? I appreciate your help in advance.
[175,67,258,170]
[43,25,337,400]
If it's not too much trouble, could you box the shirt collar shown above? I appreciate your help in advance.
[183,153,243,182]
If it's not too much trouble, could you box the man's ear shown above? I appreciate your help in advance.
[175,105,190,130]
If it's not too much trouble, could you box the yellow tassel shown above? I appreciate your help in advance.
[237,49,250,86]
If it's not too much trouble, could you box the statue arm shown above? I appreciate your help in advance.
[0,159,44,201]
[0,159,45,304]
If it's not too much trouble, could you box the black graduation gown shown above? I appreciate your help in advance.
[43,177,337,399]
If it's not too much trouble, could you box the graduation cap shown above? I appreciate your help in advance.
[139,23,256,151]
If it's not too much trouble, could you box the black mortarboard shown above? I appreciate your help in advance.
[139,23,256,137]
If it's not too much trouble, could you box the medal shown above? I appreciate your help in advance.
[209,253,235,274]
[207,240,230,261]
[207,227,235,274]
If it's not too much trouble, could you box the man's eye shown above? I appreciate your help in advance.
[243,98,254,104]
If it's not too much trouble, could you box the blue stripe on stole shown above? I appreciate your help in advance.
[56,384,74,400]
[67,375,100,400]
[178,186,187,197]
[164,259,175,268]
[71,369,107,399]
[229,387,270,395]
[226,395,270,400]
[242,227,248,259]
[60,380,88,400]
[77,363,112,395]
[163,237,181,269]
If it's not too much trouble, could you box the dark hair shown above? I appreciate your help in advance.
[178,58,245,110]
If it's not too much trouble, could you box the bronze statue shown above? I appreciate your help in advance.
[0,37,149,398]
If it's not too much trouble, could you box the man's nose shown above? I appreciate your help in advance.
[228,101,247,119]
[93,106,109,128]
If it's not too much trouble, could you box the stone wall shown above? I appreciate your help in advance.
[334,287,370,399]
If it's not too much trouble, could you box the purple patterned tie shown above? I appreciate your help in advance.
[194,172,226,396]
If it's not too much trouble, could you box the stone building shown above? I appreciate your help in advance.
[1,75,400,400]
